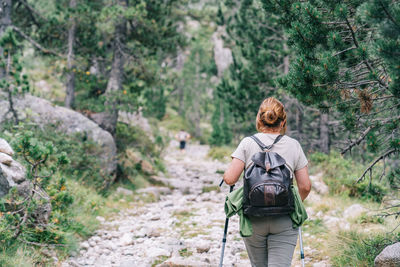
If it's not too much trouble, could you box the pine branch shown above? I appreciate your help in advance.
[345,18,389,89]
[356,149,398,183]
[378,0,400,29]
[11,26,64,57]
[17,0,48,22]
[333,46,357,57]
[341,126,373,155]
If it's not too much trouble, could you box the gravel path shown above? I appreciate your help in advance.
[64,142,248,267]
[63,142,336,267]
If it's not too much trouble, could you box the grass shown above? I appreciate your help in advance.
[152,255,169,267]
[303,218,327,235]
[309,151,389,202]
[202,185,220,193]
[330,231,400,267]
[207,146,234,162]
[179,248,193,258]
[298,151,400,266]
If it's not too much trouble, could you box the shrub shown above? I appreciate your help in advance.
[207,146,233,162]
[331,231,400,266]
[1,123,107,191]
[309,151,388,202]
[116,122,159,156]
[0,130,71,249]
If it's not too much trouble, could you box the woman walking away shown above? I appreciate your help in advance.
[223,97,311,267]
[176,129,191,153]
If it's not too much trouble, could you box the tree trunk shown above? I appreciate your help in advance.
[283,43,289,75]
[319,113,330,154]
[0,0,12,79]
[296,103,303,141]
[178,82,184,116]
[64,0,77,108]
[97,20,126,136]
[191,53,202,138]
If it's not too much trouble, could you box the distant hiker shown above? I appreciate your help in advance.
[223,97,311,267]
[176,129,191,152]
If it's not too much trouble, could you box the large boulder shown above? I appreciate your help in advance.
[0,94,117,176]
[0,138,51,224]
[0,167,11,198]
[375,242,400,267]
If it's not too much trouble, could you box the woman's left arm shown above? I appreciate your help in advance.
[223,158,245,185]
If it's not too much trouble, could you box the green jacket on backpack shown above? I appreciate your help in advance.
[224,185,307,237]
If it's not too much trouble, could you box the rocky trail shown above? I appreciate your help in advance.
[62,142,367,267]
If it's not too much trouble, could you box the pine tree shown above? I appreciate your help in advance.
[262,0,400,179]
[217,0,285,134]
[216,0,328,152]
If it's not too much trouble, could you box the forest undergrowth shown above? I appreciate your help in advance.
[0,120,167,266]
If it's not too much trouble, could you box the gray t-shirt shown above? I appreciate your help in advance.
[231,133,308,173]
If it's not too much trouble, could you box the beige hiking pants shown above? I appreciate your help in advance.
[243,215,298,267]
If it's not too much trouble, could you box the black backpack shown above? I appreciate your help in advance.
[243,135,295,216]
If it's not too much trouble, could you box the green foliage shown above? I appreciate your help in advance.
[210,98,232,146]
[207,146,233,162]
[310,151,390,202]
[159,109,191,132]
[115,122,165,188]
[348,182,387,203]
[356,213,384,225]
[0,130,72,251]
[262,0,400,168]
[116,122,159,156]
[218,0,285,134]
[0,29,30,124]
[74,71,108,113]
[331,231,400,267]
[387,168,400,190]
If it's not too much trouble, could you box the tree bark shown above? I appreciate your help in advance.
[0,0,12,79]
[319,113,330,154]
[64,0,77,108]
[283,43,289,75]
[296,103,303,141]
[98,19,126,136]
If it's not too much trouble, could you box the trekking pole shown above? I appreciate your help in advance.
[219,180,234,267]
[298,227,305,267]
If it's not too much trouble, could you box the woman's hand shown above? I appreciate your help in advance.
[294,165,311,201]
[223,158,245,185]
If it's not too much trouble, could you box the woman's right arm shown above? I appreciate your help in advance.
[223,158,245,186]
[294,165,311,201]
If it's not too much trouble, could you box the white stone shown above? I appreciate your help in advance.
[116,187,133,196]
[196,241,211,253]
[119,233,133,246]
[80,241,90,250]
[312,261,330,267]
[0,94,117,175]
[0,152,13,166]
[146,247,170,258]
[343,204,366,220]
[312,180,329,195]
[0,138,14,156]
[374,242,400,267]
[88,240,97,247]
[120,260,138,267]
[96,216,106,223]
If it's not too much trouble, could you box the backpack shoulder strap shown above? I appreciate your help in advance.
[250,134,283,151]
